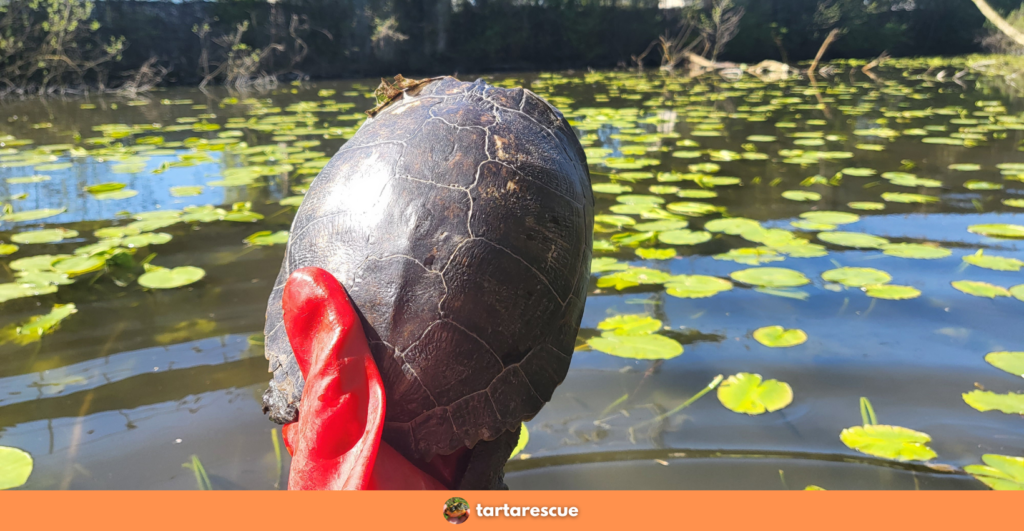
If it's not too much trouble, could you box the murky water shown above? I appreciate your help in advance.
[1,63,1022,490]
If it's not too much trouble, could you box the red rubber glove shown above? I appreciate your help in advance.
[280,267,446,490]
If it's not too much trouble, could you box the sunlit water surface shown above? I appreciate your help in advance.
[1,65,1022,489]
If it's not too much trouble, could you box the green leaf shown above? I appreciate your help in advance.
[962,390,1024,414]
[782,190,820,201]
[665,275,733,299]
[1,207,66,222]
[509,424,530,460]
[0,243,19,256]
[848,201,885,211]
[863,284,921,300]
[818,231,890,249]
[985,352,1024,378]
[11,228,78,244]
[170,186,204,197]
[964,180,1002,191]
[840,425,937,462]
[244,231,289,246]
[951,280,1010,298]
[592,182,632,195]
[799,211,860,225]
[753,326,807,348]
[881,243,951,259]
[596,267,671,290]
[53,255,106,276]
[965,454,1024,490]
[590,257,629,273]
[138,266,206,289]
[963,249,1024,271]
[658,229,711,245]
[822,267,892,287]
[968,224,1024,239]
[597,314,662,335]
[881,192,939,204]
[0,447,33,490]
[588,333,683,360]
[705,218,761,234]
[730,267,810,288]
[84,182,126,194]
[0,283,57,303]
[17,303,76,338]
[633,220,688,232]
[635,247,676,260]
[717,373,793,415]
[948,163,981,171]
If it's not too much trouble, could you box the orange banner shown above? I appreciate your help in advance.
[2,491,1020,530]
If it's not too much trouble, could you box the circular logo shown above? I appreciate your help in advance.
[443,497,470,524]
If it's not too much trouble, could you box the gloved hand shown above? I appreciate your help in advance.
[280,267,446,490]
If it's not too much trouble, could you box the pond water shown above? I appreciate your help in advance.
[1,61,1022,490]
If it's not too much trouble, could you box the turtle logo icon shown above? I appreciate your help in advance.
[443,497,470,524]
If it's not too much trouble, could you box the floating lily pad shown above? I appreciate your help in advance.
[635,248,676,260]
[965,454,1024,490]
[985,351,1024,378]
[948,163,981,171]
[714,247,784,265]
[17,303,77,338]
[800,211,860,225]
[840,425,937,462]
[1,207,66,222]
[138,266,206,289]
[591,257,628,273]
[730,267,810,288]
[753,326,807,347]
[0,243,18,256]
[0,447,33,490]
[963,250,1024,271]
[881,243,951,259]
[597,314,662,335]
[848,201,885,211]
[633,220,688,232]
[658,229,711,245]
[170,186,204,197]
[951,280,1010,298]
[665,275,733,299]
[962,390,1024,414]
[968,224,1024,239]
[84,182,126,194]
[841,167,877,177]
[279,196,304,207]
[791,220,835,231]
[121,232,172,247]
[782,190,820,201]
[863,284,921,300]
[717,373,793,415]
[93,189,138,200]
[0,282,57,303]
[676,189,718,199]
[596,267,671,290]
[964,180,1002,191]
[11,228,78,244]
[818,231,890,249]
[822,267,892,287]
[705,218,761,234]
[53,255,106,276]
[881,192,939,204]
[588,333,683,360]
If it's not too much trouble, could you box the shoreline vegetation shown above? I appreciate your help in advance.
[4,0,1024,97]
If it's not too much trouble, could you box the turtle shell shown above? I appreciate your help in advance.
[263,76,593,461]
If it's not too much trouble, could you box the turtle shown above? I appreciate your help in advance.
[262,75,593,488]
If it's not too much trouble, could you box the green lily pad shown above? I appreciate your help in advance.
[863,284,921,300]
[985,351,1024,377]
[717,373,793,414]
[782,190,820,202]
[138,266,206,289]
[6,175,50,184]
[0,282,57,303]
[964,180,1003,191]
[280,195,305,207]
[676,189,718,199]
[753,326,807,347]
[17,303,76,338]
[951,280,1010,298]
[0,447,33,490]
[969,224,1024,239]
[170,186,205,197]
[244,231,289,246]
[799,211,860,225]
[84,182,126,194]
[1002,198,1024,208]
[666,201,719,217]
[822,267,892,287]
[705,218,761,234]
[962,390,1024,414]
[963,250,1024,271]
[121,232,173,247]
[1,207,66,222]
[746,135,776,142]
[658,229,711,245]
[841,167,877,177]
[53,255,106,276]
[588,333,683,360]
[597,314,662,335]
[790,220,835,231]
[848,201,885,211]
[633,220,688,232]
[94,189,138,200]
[592,182,632,194]
[596,267,671,290]
[591,257,628,273]
[881,192,939,204]
[730,267,810,288]
[965,454,1024,490]
[881,243,951,259]
[0,243,18,256]
[818,231,890,249]
[714,247,784,265]
[635,248,676,260]
[665,275,733,299]
[11,228,78,244]
[840,425,937,462]
[949,163,981,171]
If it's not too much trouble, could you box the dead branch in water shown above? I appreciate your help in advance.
[862,51,890,73]
[808,28,843,77]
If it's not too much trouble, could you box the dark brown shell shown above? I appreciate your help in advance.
[262,76,593,461]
